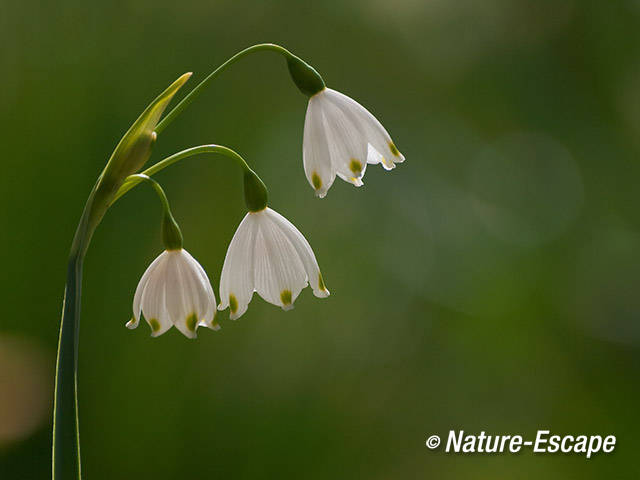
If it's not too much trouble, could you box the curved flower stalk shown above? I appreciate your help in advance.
[302,88,405,197]
[154,43,404,198]
[219,207,329,320]
[54,43,403,480]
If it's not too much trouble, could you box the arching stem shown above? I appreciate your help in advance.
[112,145,255,203]
[155,44,294,134]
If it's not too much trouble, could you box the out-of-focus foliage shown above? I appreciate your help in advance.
[1,0,639,478]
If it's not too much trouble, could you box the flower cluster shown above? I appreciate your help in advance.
[127,55,403,338]
[127,206,328,338]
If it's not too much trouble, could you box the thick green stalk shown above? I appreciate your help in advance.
[53,253,84,479]
[52,73,190,480]
[52,181,97,480]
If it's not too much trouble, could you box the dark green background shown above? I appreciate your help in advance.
[1,0,639,478]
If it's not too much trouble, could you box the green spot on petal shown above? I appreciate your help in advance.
[349,158,362,174]
[318,273,326,291]
[280,289,292,306]
[186,313,198,332]
[312,171,322,190]
[229,294,238,314]
[389,141,400,157]
[149,318,161,333]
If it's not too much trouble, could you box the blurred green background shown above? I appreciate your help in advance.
[2,0,639,478]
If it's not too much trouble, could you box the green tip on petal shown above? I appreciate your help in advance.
[280,289,292,305]
[186,313,198,332]
[280,289,293,310]
[312,171,322,190]
[318,273,326,291]
[149,318,161,333]
[349,158,363,175]
[389,141,401,157]
[229,294,238,315]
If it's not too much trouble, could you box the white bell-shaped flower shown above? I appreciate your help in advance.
[218,207,329,320]
[303,87,404,198]
[126,249,218,338]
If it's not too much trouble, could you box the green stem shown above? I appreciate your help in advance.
[114,144,268,212]
[52,183,100,479]
[112,145,252,202]
[52,71,190,480]
[128,174,183,250]
[155,44,293,134]
[53,254,84,479]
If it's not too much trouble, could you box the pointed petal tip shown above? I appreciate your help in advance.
[314,289,331,298]
[126,318,138,329]
[281,304,295,311]
[200,319,221,331]
[380,159,397,171]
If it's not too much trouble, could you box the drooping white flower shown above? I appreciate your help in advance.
[303,87,405,197]
[218,207,329,320]
[126,249,218,338]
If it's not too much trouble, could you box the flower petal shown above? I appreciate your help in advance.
[325,88,404,169]
[140,256,173,337]
[253,209,307,310]
[129,251,168,329]
[265,209,330,298]
[180,251,218,330]
[319,95,369,186]
[219,213,258,320]
[303,94,336,198]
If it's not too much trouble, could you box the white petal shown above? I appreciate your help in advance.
[265,208,330,298]
[129,251,167,329]
[180,251,218,330]
[325,88,404,169]
[319,95,369,186]
[219,213,258,320]
[253,209,307,310]
[303,94,335,198]
[140,255,173,337]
